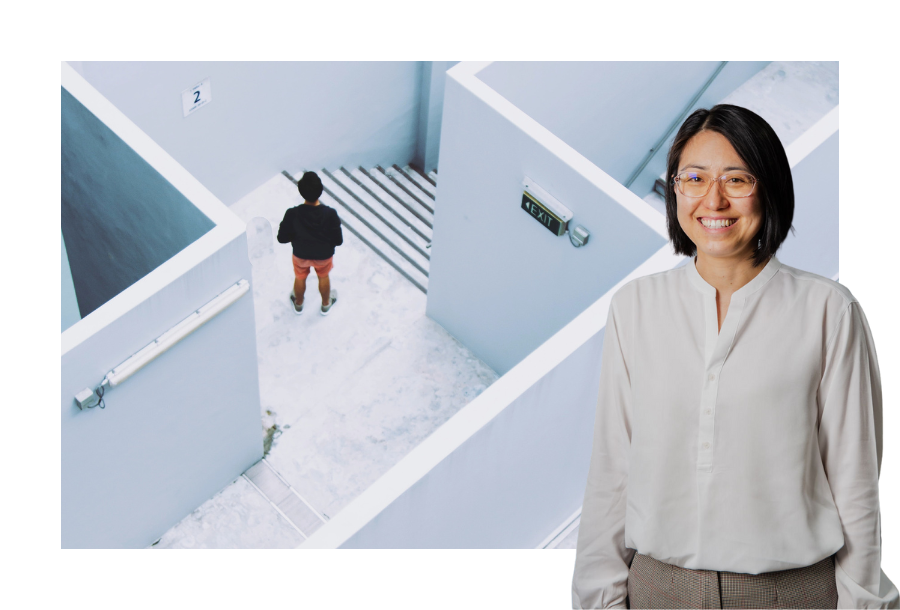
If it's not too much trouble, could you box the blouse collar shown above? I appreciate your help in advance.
[686,254,782,299]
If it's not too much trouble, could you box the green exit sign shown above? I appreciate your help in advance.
[521,191,566,236]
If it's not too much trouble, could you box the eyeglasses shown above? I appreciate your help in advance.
[673,171,759,198]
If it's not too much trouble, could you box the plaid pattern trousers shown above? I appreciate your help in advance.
[626,552,838,609]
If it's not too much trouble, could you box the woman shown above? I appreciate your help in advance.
[571,104,898,609]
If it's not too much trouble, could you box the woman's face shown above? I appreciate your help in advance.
[675,130,763,264]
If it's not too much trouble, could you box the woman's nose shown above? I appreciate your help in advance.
[704,181,728,209]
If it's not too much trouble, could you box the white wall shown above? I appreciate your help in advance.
[425,63,668,375]
[71,61,423,205]
[62,85,215,317]
[414,61,458,172]
[476,61,769,197]
[61,63,262,548]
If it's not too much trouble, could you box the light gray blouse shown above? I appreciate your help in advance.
[572,255,898,609]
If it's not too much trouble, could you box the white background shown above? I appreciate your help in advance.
[4,1,897,608]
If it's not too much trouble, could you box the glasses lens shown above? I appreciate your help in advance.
[722,172,756,197]
[678,172,709,196]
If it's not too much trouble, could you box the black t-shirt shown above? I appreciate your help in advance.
[276,203,343,260]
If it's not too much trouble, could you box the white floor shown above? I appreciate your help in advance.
[151,173,498,548]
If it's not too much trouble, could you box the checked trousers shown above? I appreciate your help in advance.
[626,552,838,609]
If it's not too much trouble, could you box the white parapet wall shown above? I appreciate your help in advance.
[61,62,262,549]
[425,61,671,377]
[297,62,839,550]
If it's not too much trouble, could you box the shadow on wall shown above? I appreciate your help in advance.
[61,86,215,319]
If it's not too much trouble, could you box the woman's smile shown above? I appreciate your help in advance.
[697,216,738,232]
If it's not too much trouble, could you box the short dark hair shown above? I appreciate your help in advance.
[665,104,794,268]
[298,171,324,202]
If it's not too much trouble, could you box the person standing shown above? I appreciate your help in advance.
[572,104,898,609]
[277,171,343,316]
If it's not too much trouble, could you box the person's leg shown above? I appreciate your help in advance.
[293,276,307,305]
[313,257,335,306]
[318,274,331,306]
[291,255,312,306]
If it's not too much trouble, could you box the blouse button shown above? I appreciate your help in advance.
[705,409,712,415]
[702,442,710,449]
[708,373,716,382]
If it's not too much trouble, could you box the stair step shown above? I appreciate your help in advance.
[326,168,431,259]
[428,170,438,183]
[344,167,433,242]
[407,164,437,188]
[391,164,436,202]
[377,165,435,215]
[319,173,429,293]
[321,170,430,275]
[399,164,437,198]
[365,167,435,226]
[244,458,326,539]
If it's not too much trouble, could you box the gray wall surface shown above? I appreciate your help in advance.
[62,233,262,549]
[425,70,667,375]
[414,61,459,173]
[71,61,423,205]
[62,232,81,331]
[476,61,769,198]
[62,86,215,318]
[776,131,839,278]
[341,327,605,548]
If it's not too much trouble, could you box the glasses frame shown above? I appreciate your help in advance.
[672,171,760,199]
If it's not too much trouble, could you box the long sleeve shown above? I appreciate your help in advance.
[817,301,899,609]
[276,209,293,244]
[573,296,636,609]
[329,210,343,247]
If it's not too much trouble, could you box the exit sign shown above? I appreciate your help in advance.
[521,191,566,236]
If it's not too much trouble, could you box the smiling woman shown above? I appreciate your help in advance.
[572,105,898,609]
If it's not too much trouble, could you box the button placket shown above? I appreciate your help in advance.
[698,293,746,472]
[698,368,718,470]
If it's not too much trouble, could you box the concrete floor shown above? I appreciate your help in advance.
[151,173,498,548]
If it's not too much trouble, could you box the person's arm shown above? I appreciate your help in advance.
[276,208,293,244]
[330,210,343,247]
[818,301,899,609]
[572,294,636,609]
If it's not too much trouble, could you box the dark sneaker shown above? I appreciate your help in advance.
[289,292,303,315]
[320,289,338,316]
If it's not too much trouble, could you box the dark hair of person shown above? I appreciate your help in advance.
[298,171,324,203]
[664,104,794,268]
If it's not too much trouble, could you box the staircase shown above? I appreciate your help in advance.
[283,164,437,294]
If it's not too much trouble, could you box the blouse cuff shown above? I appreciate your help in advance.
[836,562,900,609]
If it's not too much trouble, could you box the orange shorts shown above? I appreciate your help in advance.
[292,255,333,279]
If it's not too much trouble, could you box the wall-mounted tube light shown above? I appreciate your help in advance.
[103,279,250,388]
[74,279,250,410]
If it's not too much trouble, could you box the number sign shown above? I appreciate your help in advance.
[182,78,212,118]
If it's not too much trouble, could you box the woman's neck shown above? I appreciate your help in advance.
[695,250,769,296]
